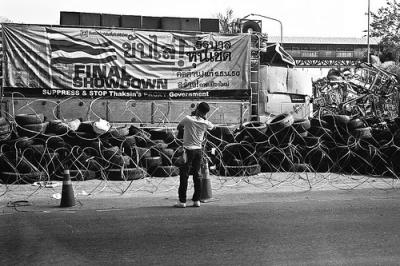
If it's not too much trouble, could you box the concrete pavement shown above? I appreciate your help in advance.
[1,172,399,212]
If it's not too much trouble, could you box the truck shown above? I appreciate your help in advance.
[0,15,312,126]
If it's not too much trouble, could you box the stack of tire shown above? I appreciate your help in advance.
[256,113,302,172]
[266,113,295,146]
[217,143,260,176]
[142,128,180,178]
[0,137,43,184]
[207,125,235,149]
[0,114,47,184]
[235,121,268,143]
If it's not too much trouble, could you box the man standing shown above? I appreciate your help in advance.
[175,102,214,208]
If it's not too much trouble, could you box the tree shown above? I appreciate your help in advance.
[216,8,236,33]
[370,0,400,62]
[0,16,13,24]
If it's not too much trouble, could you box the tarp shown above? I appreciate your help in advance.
[287,68,312,95]
[260,43,296,67]
[1,24,250,100]
[260,66,311,95]
[260,66,287,93]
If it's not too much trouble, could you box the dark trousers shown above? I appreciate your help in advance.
[178,149,202,203]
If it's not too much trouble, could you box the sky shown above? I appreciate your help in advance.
[0,0,389,38]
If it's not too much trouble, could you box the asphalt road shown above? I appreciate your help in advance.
[1,189,400,266]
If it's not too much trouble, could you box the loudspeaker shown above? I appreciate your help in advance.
[161,17,181,31]
[142,16,161,29]
[101,14,121,27]
[60,11,80,26]
[181,18,200,32]
[80,12,101,26]
[200,18,220,32]
[241,20,262,33]
[120,15,142,28]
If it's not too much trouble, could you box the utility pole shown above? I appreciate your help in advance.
[367,0,371,64]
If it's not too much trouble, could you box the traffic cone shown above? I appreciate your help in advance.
[200,159,213,203]
[60,169,76,207]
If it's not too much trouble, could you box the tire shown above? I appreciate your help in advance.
[46,120,69,135]
[15,113,44,125]
[309,117,328,128]
[150,166,180,177]
[46,136,66,149]
[321,114,350,129]
[351,127,372,139]
[292,119,311,133]
[267,126,295,146]
[24,144,46,159]
[107,167,146,181]
[122,136,137,158]
[348,118,365,130]
[267,113,294,132]
[0,152,38,174]
[144,156,162,169]
[221,143,257,166]
[208,126,235,145]
[148,128,175,142]
[305,147,334,172]
[15,137,35,149]
[77,122,96,134]
[160,148,175,166]
[17,122,49,137]
[308,126,332,138]
[136,147,152,160]
[235,122,267,142]
[114,126,130,137]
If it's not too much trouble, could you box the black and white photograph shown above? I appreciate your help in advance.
[1,0,400,265]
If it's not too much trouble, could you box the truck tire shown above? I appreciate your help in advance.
[292,119,311,133]
[351,127,373,139]
[144,156,162,170]
[46,120,69,135]
[17,122,49,137]
[348,118,365,130]
[267,113,294,132]
[235,122,267,142]
[15,113,44,125]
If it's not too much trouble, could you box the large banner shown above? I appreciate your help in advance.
[2,24,250,100]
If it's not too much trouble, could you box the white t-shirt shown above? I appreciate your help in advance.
[179,115,214,150]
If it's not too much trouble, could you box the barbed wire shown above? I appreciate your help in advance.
[0,94,400,202]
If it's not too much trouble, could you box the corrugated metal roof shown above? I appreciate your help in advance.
[268,36,380,45]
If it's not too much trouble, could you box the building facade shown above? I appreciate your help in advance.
[268,36,380,68]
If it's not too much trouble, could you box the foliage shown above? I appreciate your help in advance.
[0,16,13,24]
[370,0,400,61]
[216,8,235,34]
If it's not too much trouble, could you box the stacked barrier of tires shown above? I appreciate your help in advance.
[1,112,400,185]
